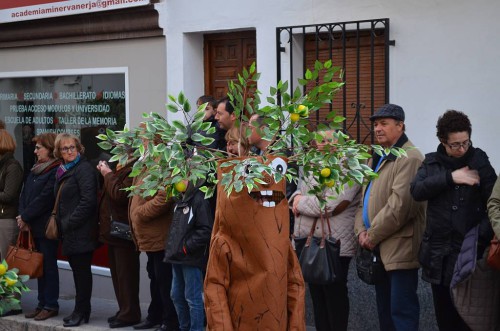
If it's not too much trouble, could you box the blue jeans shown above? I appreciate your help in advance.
[170,264,205,331]
[374,268,420,331]
[34,237,60,310]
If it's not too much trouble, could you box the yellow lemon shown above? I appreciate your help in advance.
[174,181,187,193]
[0,264,6,276]
[320,168,331,178]
[297,104,309,117]
[5,277,17,286]
[324,179,335,188]
[290,113,300,123]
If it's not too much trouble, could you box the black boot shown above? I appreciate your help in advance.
[63,311,90,327]
[63,311,76,323]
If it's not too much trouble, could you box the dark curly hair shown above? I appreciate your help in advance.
[436,110,471,142]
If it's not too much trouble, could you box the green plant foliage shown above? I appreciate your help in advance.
[0,259,30,316]
[96,60,406,205]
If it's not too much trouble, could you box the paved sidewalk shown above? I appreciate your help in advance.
[0,259,437,330]
[1,290,316,331]
[1,290,145,330]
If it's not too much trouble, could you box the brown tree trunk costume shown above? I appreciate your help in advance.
[204,156,306,331]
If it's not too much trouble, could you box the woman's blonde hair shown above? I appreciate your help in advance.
[0,130,16,154]
[53,133,85,159]
[225,126,250,156]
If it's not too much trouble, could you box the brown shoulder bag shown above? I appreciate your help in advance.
[45,181,64,240]
[6,230,44,278]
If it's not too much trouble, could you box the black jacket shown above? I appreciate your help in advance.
[56,157,99,256]
[164,183,214,269]
[410,145,497,285]
[187,117,227,152]
[0,153,23,219]
[19,161,59,238]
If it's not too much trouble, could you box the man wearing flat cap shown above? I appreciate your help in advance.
[354,104,426,331]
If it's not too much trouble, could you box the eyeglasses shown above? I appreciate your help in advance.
[34,145,44,150]
[60,146,76,153]
[446,140,471,150]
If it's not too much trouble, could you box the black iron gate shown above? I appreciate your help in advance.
[276,18,393,144]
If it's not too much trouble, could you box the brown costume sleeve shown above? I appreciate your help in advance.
[204,236,234,331]
[286,243,306,331]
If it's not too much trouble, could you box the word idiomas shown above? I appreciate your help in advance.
[0,91,125,101]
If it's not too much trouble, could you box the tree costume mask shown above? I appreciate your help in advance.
[204,156,306,331]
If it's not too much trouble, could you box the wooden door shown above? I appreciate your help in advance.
[204,31,256,99]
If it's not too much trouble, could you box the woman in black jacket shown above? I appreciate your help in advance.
[53,133,99,327]
[410,110,497,331]
[18,133,61,321]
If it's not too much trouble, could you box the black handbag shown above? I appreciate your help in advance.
[107,196,133,241]
[355,246,385,285]
[109,220,133,241]
[295,214,343,284]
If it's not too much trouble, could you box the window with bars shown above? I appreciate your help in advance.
[276,19,393,144]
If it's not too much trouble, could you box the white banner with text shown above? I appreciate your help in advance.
[0,0,151,23]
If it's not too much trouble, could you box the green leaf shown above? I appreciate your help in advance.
[314,60,323,71]
[178,91,185,105]
[183,100,191,113]
[270,86,277,96]
[105,128,116,139]
[194,109,205,121]
[172,120,186,131]
[175,133,189,141]
[96,134,108,141]
[201,138,215,146]
[191,133,205,142]
[390,148,401,157]
[234,180,243,192]
[167,104,179,113]
[323,71,333,83]
[305,69,313,80]
[97,141,112,150]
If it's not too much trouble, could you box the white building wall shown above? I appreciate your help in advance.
[158,0,500,169]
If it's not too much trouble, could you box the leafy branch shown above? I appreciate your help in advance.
[96,60,407,206]
[0,259,30,316]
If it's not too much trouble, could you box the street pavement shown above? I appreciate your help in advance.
[0,259,438,330]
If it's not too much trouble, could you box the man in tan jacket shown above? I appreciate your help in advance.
[354,104,426,331]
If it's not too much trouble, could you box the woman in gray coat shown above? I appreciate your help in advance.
[290,129,361,331]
